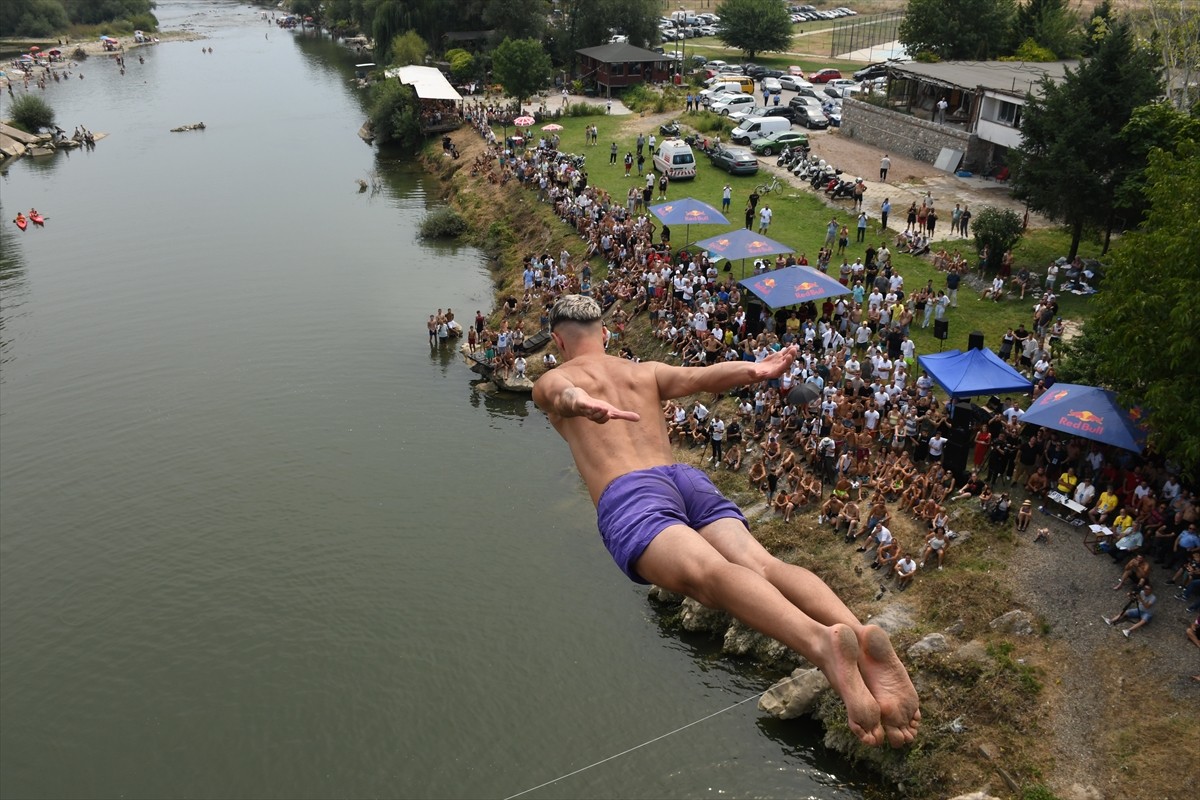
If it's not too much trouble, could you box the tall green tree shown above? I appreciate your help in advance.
[0,0,69,37]
[549,0,660,70]
[970,207,1024,273]
[714,0,792,60]
[483,0,549,45]
[1087,141,1200,474]
[1009,17,1162,259]
[1111,102,1200,242]
[63,0,156,26]
[368,79,423,149]
[1013,0,1081,58]
[492,37,552,103]
[898,0,1016,60]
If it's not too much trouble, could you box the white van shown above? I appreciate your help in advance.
[730,116,791,145]
[699,80,743,105]
[653,139,697,180]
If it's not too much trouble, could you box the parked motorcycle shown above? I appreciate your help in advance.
[660,120,681,137]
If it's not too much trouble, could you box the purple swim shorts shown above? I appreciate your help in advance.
[595,463,748,585]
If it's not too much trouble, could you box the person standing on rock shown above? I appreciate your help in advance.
[533,294,921,749]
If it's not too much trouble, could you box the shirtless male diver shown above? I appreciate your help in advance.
[533,295,920,748]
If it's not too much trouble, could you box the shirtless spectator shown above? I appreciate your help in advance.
[534,296,919,746]
[773,489,797,523]
[1024,466,1050,497]
[1112,553,1150,592]
[873,540,900,572]
[722,444,743,472]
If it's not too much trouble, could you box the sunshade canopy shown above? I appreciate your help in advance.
[1019,383,1147,453]
[738,265,850,308]
[916,348,1032,399]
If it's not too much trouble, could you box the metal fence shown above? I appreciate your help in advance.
[828,10,903,61]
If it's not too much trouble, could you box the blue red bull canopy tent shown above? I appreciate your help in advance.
[649,198,729,248]
[1019,383,1148,453]
[736,265,851,308]
[916,348,1032,399]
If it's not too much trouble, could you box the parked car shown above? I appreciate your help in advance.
[708,144,760,175]
[720,106,768,125]
[787,65,806,77]
[712,94,757,115]
[853,62,891,82]
[826,78,857,92]
[743,63,767,78]
[790,101,830,129]
[762,77,783,94]
[749,130,810,156]
[810,68,843,83]
[778,75,811,91]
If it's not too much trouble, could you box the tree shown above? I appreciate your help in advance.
[445,48,476,83]
[9,94,56,132]
[1009,17,1162,259]
[492,37,552,104]
[1111,102,1200,240]
[388,30,428,67]
[714,0,792,60]
[368,79,423,149]
[0,0,69,37]
[1013,0,1082,59]
[970,207,1024,273]
[898,0,1016,60]
[1145,0,1200,112]
[1087,141,1200,474]
[483,0,548,44]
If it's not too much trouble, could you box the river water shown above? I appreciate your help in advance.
[0,3,865,797]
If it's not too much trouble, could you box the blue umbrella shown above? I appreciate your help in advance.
[1019,383,1148,453]
[648,198,728,247]
[737,265,850,309]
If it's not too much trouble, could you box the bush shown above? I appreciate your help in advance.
[564,103,605,117]
[419,207,468,239]
[368,80,422,150]
[971,206,1024,273]
[9,94,55,132]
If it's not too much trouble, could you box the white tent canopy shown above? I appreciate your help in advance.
[383,65,461,102]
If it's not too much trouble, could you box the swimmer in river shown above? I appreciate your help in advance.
[533,295,920,748]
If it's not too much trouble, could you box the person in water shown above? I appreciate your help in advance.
[532,295,920,748]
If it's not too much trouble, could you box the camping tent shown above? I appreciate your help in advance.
[917,348,1032,399]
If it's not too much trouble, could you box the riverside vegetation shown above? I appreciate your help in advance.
[418,119,1196,800]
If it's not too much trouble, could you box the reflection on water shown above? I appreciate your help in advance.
[0,217,28,374]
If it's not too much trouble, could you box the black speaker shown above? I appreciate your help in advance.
[942,439,970,481]
[933,319,949,340]
[968,330,985,350]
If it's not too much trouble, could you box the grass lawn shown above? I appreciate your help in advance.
[536,109,1099,358]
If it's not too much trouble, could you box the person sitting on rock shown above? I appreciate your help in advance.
[1016,498,1033,532]
[1104,581,1156,638]
[773,489,796,523]
[873,539,900,573]
[894,554,918,589]
[918,528,948,571]
[722,444,743,472]
[1112,553,1151,592]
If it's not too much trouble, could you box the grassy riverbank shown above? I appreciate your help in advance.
[419,122,1193,800]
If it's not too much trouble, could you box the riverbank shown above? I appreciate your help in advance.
[423,120,1198,799]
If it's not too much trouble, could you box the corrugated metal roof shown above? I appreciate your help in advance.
[890,60,1078,98]
[383,65,461,101]
[576,42,672,63]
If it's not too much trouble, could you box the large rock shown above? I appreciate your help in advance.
[948,793,1001,800]
[679,597,730,632]
[1060,783,1104,800]
[989,609,1035,636]
[951,639,991,666]
[866,603,917,635]
[0,122,40,145]
[647,585,684,605]
[722,620,794,665]
[907,633,950,657]
[758,667,830,719]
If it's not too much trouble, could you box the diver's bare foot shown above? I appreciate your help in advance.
[821,624,884,747]
[858,625,921,747]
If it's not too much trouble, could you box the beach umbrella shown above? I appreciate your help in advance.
[29,46,40,52]
[541,123,563,131]
[1019,383,1148,453]
[48,49,61,55]
[787,383,820,407]
[649,198,728,247]
[513,115,535,127]
[694,228,793,277]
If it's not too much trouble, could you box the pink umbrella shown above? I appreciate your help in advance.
[541,123,563,131]
[513,115,535,126]
[29,46,40,52]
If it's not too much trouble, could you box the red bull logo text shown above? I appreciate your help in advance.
[792,280,822,301]
[1045,389,1069,404]
[1060,409,1105,434]
[685,210,706,220]
[755,278,777,292]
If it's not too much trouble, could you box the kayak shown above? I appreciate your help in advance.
[28,210,45,226]
[14,214,27,231]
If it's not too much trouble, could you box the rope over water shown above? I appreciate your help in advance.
[501,674,799,800]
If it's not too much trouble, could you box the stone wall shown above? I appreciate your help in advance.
[840,99,991,172]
